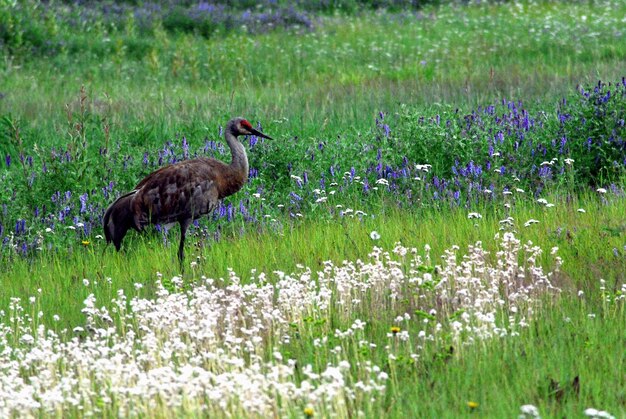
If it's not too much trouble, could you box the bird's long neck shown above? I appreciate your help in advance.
[224,129,248,193]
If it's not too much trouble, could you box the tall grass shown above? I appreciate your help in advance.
[2,1,626,138]
[1,0,625,417]
[2,193,623,326]
[0,196,624,417]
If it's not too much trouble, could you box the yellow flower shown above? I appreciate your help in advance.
[304,407,314,416]
[467,401,479,409]
[390,326,401,334]
[81,240,90,246]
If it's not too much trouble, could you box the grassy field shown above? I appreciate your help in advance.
[1,0,625,417]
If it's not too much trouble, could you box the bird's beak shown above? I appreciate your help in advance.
[249,127,274,140]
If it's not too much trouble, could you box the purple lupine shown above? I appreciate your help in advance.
[383,124,390,137]
[249,135,258,148]
[249,167,258,178]
[15,219,26,235]
[538,166,552,178]
[376,162,383,177]
[5,154,10,167]
[79,193,88,213]
[227,203,234,221]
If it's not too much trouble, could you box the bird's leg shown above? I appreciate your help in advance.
[178,218,192,268]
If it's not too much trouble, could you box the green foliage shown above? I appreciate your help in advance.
[0,0,625,413]
[391,80,626,188]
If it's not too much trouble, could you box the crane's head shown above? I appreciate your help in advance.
[231,117,274,140]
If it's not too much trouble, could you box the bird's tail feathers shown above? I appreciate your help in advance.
[103,191,137,251]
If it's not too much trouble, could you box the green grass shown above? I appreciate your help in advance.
[3,1,626,144]
[2,195,624,416]
[393,296,625,417]
[1,0,626,416]
[3,193,623,327]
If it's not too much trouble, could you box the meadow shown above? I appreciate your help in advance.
[1,0,625,417]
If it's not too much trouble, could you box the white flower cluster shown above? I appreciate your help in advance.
[0,232,563,416]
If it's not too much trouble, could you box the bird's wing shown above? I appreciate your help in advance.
[131,159,222,226]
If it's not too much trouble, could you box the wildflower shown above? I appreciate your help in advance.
[81,240,90,246]
[596,188,607,194]
[20,334,35,345]
[577,208,586,213]
[468,212,482,219]
[519,404,541,418]
[524,219,540,227]
[304,407,315,417]
[584,408,615,419]
[82,279,90,286]
[370,231,381,240]
[564,158,575,165]
[467,401,479,409]
[390,326,401,334]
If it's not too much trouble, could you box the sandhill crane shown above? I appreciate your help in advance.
[103,117,274,265]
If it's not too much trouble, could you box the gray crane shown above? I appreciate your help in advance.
[103,117,274,264]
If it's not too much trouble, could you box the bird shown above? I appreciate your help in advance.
[103,117,274,265]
